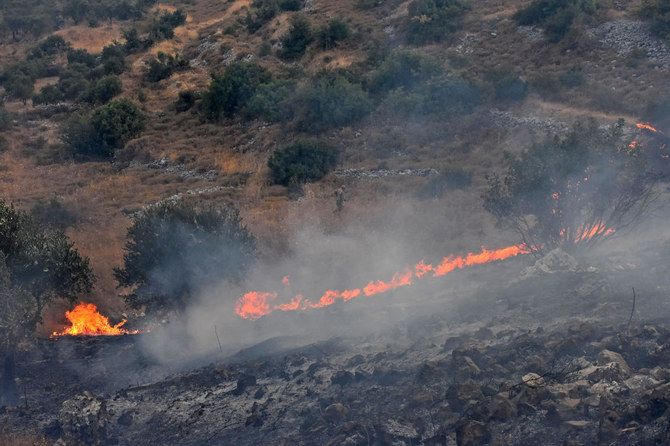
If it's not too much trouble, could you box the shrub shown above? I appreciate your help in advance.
[423,74,482,115]
[67,48,98,68]
[315,18,350,50]
[175,89,201,113]
[30,196,78,230]
[81,75,123,104]
[483,119,655,255]
[368,50,442,95]
[639,0,670,42]
[145,52,189,82]
[513,0,598,42]
[90,98,147,155]
[268,140,339,185]
[280,0,302,11]
[201,62,272,120]
[101,43,127,75]
[277,14,313,61]
[148,8,186,42]
[114,201,256,312]
[292,72,372,133]
[406,0,470,45]
[486,67,528,102]
[0,106,12,131]
[559,65,584,88]
[244,79,296,121]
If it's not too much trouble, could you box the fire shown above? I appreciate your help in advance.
[235,244,530,320]
[51,302,138,337]
[637,123,660,133]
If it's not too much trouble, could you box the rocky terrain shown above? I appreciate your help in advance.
[3,241,670,445]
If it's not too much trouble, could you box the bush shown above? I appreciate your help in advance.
[175,89,201,113]
[406,0,470,45]
[315,18,350,50]
[114,201,256,312]
[146,52,189,82]
[201,62,272,120]
[513,0,598,42]
[277,14,313,61]
[244,79,296,122]
[485,67,528,102]
[101,43,127,75]
[148,8,186,42]
[423,74,482,115]
[81,75,123,104]
[368,50,443,95]
[67,48,98,68]
[639,0,670,42]
[0,106,12,131]
[483,119,655,255]
[268,140,339,185]
[559,65,584,88]
[292,72,372,133]
[30,196,77,230]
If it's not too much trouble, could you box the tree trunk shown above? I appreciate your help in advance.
[2,353,18,406]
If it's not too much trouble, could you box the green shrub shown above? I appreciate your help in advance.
[175,89,201,113]
[292,72,372,133]
[148,9,186,42]
[81,75,123,104]
[67,48,98,68]
[315,18,349,50]
[101,43,127,75]
[406,0,470,45]
[423,74,483,114]
[201,62,272,120]
[244,79,296,121]
[268,140,339,185]
[146,52,189,82]
[640,0,670,42]
[0,106,13,131]
[513,0,598,42]
[486,67,528,102]
[368,50,442,95]
[280,0,302,11]
[277,14,313,60]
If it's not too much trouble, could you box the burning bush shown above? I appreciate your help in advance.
[483,119,655,255]
[114,201,256,313]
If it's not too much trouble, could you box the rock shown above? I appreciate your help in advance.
[522,373,545,388]
[489,395,516,420]
[417,361,446,383]
[232,374,257,395]
[58,394,108,446]
[561,420,592,430]
[446,380,485,411]
[453,356,481,380]
[380,418,420,441]
[521,248,578,278]
[597,350,632,379]
[624,374,661,391]
[599,410,621,444]
[456,419,490,446]
[556,398,582,421]
[323,403,349,423]
[331,370,355,386]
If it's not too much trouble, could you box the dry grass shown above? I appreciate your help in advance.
[54,24,122,53]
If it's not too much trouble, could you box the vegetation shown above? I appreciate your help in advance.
[1,0,55,40]
[315,19,350,50]
[245,0,303,33]
[0,200,92,404]
[406,0,470,45]
[244,79,296,122]
[514,0,600,42]
[419,167,472,198]
[640,0,670,42]
[146,52,189,82]
[60,99,147,158]
[483,119,655,255]
[0,107,12,131]
[277,14,313,61]
[268,140,339,186]
[202,62,272,120]
[114,201,256,312]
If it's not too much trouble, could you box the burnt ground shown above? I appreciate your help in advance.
[3,237,670,445]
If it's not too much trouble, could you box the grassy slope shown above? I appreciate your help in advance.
[0,0,668,316]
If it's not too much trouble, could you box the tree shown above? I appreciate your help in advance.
[483,119,655,255]
[5,74,34,104]
[89,98,147,155]
[202,62,272,120]
[277,13,313,60]
[0,201,93,404]
[114,201,256,312]
[315,18,349,50]
[406,0,470,45]
[268,139,339,185]
[81,75,123,104]
[63,0,90,24]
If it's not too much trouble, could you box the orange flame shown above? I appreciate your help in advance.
[637,123,660,133]
[235,244,530,320]
[51,303,138,337]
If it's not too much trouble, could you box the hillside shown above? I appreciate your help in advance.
[2,0,670,443]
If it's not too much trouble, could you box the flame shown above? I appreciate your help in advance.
[637,123,660,133]
[235,244,530,320]
[51,303,138,337]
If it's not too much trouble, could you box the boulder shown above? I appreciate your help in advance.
[456,419,490,446]
[58,393,108,446]
[597,350,632,379]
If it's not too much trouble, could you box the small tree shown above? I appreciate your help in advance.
[114,201,256,312]
[268,139,339,186]
[406,0,470,45]
[89,98,147,156]
[201,62,272,120]
[483,119,655,255]
[277,13,313,60]
[315,18,349,50]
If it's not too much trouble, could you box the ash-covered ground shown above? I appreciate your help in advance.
[3,231,670,445]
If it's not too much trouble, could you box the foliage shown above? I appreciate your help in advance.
[368,50,443,95]
[89,99,147,156]
[201,62,272,120]
[1,0,55,40]
[175,89,201,113]
[292,72,372,133]
[268,139,339,186]
[640,0,670,42]
[27,36,71,60]
[5,74,34,104]
[483,119,655,255]
[101,43,127,75]
[114,201,256,312]
[0,200,93,314]
[559,65,584,88]
[67,48,98,68]
[315,18,350,50]
[406,0,470,45]
[148,8,186,42]
[514,0,599,42]
[277,14,314,61]
[244,79,296,122]
[81,75,123,104]
[245,0,302,33]
[62,0,154,25]
[146,52,189,82]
